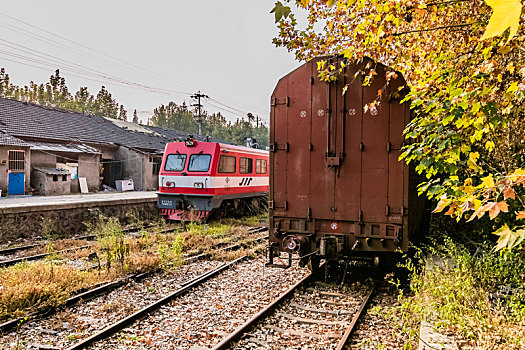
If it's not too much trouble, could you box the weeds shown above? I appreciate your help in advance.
[86,215,128,272]
[394,238,525,349]
[41,217,59,241]
[0,262,111,320]
[158,235,184,269]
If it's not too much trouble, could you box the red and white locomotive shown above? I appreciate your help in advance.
[157,137,269,221]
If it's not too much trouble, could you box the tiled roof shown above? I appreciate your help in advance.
[0,98,221,152]
[0,131,30,147]
[28,141,101,154]
[34,167,70,175]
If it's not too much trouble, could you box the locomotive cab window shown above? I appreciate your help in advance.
[256,159,267,174]
[188,154,211,172]
[164,154,187,172]
[240,157,253,174]
[218,155,236,173]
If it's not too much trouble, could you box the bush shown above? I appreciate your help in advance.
[397,238,525,348]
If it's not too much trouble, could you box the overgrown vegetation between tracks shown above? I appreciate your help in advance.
[384,236,525,349]
[0,213,267,321]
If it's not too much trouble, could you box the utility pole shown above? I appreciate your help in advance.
[256,115,259,128]
[191,91,209,136]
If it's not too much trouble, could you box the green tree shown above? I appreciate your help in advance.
[132,109,139,123]
[118,104,127,121]
[0,68,129,120]
[94,86,119,119]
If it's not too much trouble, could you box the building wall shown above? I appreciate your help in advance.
[0,146,31,194]
[31,151,57,168]
[117,147,159,191]
[32,171,71,196]
[78,153,101,192]
[117,146,145,190]
[93,144,117,160]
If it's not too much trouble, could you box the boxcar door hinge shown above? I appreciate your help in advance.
[271,96,290,107]
[269,200,288,211]
[269,142,289,152]
[385,205,390,216]
[359,142,365,151]
[359,210,363,223]
[307,207,312,220]
[386,142,391,152]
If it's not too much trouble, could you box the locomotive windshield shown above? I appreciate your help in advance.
[188,154,211,172]
[164,154,187,171]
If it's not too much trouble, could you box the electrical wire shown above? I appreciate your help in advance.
[0,13,269,121]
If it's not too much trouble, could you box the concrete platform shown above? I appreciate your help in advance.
[0,191,157,214]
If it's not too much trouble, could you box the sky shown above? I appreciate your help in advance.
[0,0,303,125]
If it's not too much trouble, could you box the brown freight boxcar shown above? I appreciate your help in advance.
[267,56,429,269]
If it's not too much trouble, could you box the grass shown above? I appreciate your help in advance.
[390,238,525,349]
[0,212,268,321]
[0,262,115,320]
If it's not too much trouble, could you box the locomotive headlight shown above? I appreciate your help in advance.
[193,182,204,189]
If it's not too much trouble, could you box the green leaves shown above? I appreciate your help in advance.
[271,1,291,23]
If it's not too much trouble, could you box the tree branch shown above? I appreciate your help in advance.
[392,22,478,36]
[425,0,470,7]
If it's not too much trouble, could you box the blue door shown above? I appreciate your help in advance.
[8,172,25,195]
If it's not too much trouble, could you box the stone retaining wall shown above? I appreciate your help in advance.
[0,202,160,243]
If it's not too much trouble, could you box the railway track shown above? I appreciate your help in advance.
[0,225,265,268]
[1,252,307,349]
[0,224,159,256]
[215,266,378,350]
[0,225,181,268]
[0,227,269,339]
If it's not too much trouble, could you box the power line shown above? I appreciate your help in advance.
[0,14,268,121]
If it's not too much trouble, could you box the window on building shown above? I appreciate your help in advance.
[188,154,211,172]
[8,150,25,171]
[53,175,58,182]
[152,157,161,175]
[240,157,253,174]
[256,159,267,174]
[164,154,187,171]
[62,175,67,181]
[218,155,236,173]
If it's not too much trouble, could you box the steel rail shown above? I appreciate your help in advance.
[0,227,182,268]
[66,255,248,350]
[0,244,92,268]
[211,265,320,350]
[0,224,160,256]
[335,280,378,350]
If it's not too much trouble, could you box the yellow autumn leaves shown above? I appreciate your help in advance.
[481,0,523,42]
